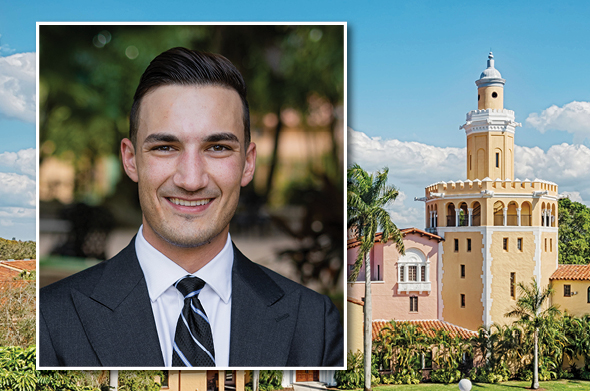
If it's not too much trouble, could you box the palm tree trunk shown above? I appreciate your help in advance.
[533,327,539,389]
[364,253,372,391]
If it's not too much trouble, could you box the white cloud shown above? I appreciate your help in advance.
[526,101,590,143]
[0,207,35,219]
[0,34,16,56]
[515,143,590,201]
[348,127,464,187]
[349,127,590,229]
[0,148,36,177]
[0,172,35,208]
[0,52,36,123]
[560,191,584,203]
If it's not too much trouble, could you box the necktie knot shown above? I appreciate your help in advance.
[175,275,206,298]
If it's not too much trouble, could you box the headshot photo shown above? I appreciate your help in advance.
[38,23,345,368]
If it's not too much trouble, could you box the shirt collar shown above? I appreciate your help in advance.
[135,225,233,304]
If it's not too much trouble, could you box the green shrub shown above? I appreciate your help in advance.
[118,371,163,391]
[334,351,379,389]
[430,369,462,384]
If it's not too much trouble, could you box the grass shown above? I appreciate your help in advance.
[338,380,590,390]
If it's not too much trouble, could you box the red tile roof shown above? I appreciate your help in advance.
[372,319,477,341]
[347,297,364,306]
[550,264,590,281]
[0,260,36,290]
[0,260,36,271]
[347,228,443,249]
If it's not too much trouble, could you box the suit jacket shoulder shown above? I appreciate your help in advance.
[39,238,163,367]
[229,245,344,367]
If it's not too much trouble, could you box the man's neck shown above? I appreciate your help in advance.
[141,225,229,274]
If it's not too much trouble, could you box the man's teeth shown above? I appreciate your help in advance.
[169,198,211,207]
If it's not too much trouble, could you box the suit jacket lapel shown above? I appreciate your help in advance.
[229,245,300,366]
[72,239,164,366]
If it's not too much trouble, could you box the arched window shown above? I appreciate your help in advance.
[447,203,456,227]
[521,202,532,226]
[458,202,468,226]
[587,286,590,304]
[507,202,518,226]
[471,201,481,226]
[494,201,505,226]
[397,248,431,293]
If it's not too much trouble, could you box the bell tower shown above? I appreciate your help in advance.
[461,52,520,181]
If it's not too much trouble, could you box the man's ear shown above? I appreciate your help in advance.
[241,142,257,187]
[121,138,139,183]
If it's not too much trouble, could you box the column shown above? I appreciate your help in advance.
[468,208,473,227]
[517,208,521,226]
[455,207,460,227]
[503,207,508,226]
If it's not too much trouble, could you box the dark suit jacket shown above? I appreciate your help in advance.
[39,239,344,367]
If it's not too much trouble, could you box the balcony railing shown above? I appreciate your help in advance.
[507,215,518,226]
[398,281,431,293]
[494,215,504,226]
[521,215,531,226]
[447,216,456,227]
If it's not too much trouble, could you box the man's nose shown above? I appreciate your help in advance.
[173,150,209,191]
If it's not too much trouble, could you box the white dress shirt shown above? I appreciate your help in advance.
[135,225,233,367]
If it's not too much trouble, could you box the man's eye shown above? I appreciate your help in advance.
[152,145,173,152]
[210,145,230,152]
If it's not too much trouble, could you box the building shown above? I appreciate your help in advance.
[158,370,247,391]
[420,52,559,330]
[550,264,590,317]
[347,228,443,324]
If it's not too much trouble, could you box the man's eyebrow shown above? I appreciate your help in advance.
[143,133,180,144]
[203,132,240,143]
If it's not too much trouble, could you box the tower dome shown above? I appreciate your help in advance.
[476,52,505,88]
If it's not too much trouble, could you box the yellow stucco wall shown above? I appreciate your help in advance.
[490,231,536,326]
[478,86,504,110]
[541,231,558,288]
[552,280,590,317]
[347,300,364,354]
[177,372,207,391]
[441,231,484,331]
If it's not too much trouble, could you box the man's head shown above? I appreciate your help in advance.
[121,48,256,258]
[129,47,250,148]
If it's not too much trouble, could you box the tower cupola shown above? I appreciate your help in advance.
[476,52,505,110]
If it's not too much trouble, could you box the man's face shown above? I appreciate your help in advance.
[121,85,256,251]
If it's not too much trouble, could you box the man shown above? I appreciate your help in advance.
[40,48,344,368]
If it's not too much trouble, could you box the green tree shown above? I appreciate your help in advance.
[505,278,560,389]
[558,198,590,264]
[347,164,404,391]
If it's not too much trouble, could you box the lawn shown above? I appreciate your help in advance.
[341,380,590,390]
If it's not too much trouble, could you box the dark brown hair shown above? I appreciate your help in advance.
[129,47,250,146]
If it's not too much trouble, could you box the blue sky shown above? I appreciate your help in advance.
[1,0,590,237]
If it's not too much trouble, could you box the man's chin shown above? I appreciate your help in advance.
[150,224,226,249]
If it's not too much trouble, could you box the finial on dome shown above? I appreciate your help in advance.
[487,52,495,68]
[476,51,504,87]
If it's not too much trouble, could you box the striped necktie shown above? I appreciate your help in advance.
[172,275,216,366]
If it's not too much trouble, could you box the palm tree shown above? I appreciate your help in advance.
[347,164,404,391]
[505,278,560,389]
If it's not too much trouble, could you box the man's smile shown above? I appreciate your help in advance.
[167,197,213,207]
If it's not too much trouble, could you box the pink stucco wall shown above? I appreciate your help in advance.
[347,232,439,321]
